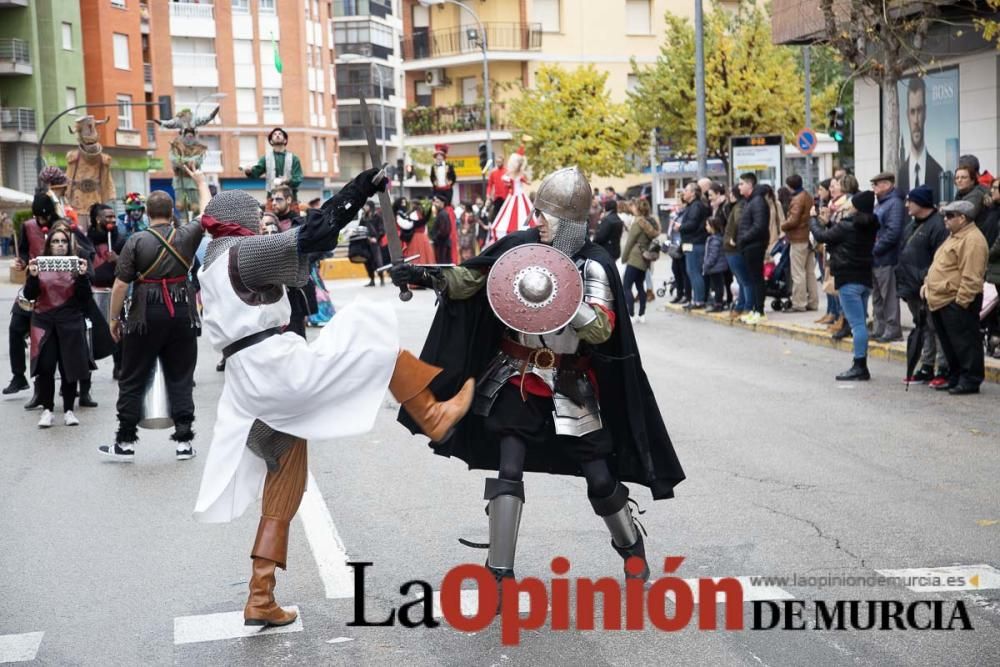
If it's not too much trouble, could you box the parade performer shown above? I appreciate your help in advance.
[431,194,453,265]
[99,173,206,462]
[23,223,93,428]
[397,198,435,266]
[88,203,124,288]
[65,116,116,220]
[487,148,534,246]
[391,166,685,594]
[191,167,474,629]
[271,185,316,338]
[486,151,509,218]
[118,192,150,240]
[430,144,456,206]
[158,107,219,218]
[243,128,303,202]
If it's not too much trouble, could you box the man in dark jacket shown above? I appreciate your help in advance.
[895,186,949,384]
[678,182,711,308]
[871,172,906,341]
[736,173,770,318]
[593,199,624,261]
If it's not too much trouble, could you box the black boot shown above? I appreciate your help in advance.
[485,478,524,614]
[23,387,43,411]
[590,483,650,581]
[836,356,870,381]
[379,273,386,287]
[78,378,98,408]
[2,375,29,395]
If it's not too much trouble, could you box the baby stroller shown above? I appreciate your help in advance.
[764,238,793,312]
[982,282,999,358]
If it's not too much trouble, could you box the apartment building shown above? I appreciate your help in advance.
[331,0,405,185]
[398,0,682,199]
[0,0,87,195]
[148,0,341,201]
[79,0,159,199]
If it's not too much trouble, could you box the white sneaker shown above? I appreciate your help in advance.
[64,410,80,426]
[630,315,638,323]
[38,409,54,429]
[638,315,646,324]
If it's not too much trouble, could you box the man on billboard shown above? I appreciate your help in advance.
[898,77,943,202]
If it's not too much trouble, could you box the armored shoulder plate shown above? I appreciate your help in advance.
[581,259,614,308]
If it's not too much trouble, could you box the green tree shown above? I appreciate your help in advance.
[507,64,642,179]
[629,2,840,172]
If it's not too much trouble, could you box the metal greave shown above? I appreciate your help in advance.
[484,478,525,572]
[589,482,639,548]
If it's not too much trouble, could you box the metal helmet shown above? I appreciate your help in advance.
[534,166,592,223]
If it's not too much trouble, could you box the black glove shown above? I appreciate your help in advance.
[390,263,438,289]
[351,167,388,200]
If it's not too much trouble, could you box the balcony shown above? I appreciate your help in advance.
[140,2,150,33]
[338,125,394,141]
[335,41,392,60]
[143,62,153,92]
[172,53,219,87]
[169,2,216,38]
[335,82,394,101]
[401,22,541,67]
[332,0,392,19]
[403,102,507,137]
[0,107,36,142]
[202,150,223,173]
[0,38,31,76]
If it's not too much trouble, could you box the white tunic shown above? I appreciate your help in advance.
[193,253,398,523]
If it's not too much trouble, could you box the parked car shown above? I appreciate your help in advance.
[625,183,652,201]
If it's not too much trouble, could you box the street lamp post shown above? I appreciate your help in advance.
[419,0,492,170]
[694,0,707,178]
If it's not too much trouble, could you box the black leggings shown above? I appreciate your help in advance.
[671,255,691,300]
[35,334,75,412]
[741,243,766,315]
[708,272,726,305]
[497,435,617,498]
[622,265,648,316]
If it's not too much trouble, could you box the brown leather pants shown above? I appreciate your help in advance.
[252,439,308,568]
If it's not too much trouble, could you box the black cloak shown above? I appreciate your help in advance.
[398,228,685,500]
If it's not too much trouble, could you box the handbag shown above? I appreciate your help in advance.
[347,227,371,264]
[642,240,662,263]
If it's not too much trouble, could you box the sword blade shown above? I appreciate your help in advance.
[359,96,404,266]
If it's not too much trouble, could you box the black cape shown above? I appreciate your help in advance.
[398,228,685,500]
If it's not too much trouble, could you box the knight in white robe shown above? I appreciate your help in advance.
[192,170,474,628]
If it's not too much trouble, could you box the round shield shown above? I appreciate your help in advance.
[487,243,583,335]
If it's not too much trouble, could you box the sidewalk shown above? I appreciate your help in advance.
[660,300,1000,385]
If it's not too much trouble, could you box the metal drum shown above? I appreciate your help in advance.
[92,287,113,324]
[138,360,173,429]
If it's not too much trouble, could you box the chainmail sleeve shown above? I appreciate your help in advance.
[235,228,310,290]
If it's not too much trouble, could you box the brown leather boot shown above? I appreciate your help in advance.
[390,350,474,442]
[245,517,297,627]
[826,315,845,332]
[815,313,835,324]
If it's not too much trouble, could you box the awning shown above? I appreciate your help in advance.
[0,186,33,207]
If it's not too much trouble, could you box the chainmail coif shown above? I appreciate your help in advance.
[204,190,261,232]
[550,215,588,257]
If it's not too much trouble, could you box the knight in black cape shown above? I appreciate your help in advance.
[394,166,684,589]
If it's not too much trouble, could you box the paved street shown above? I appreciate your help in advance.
[1,278,999,666]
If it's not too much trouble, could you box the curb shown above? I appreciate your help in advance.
[662,303,1000,385]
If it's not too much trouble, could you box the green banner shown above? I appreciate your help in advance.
[44,154,163,171]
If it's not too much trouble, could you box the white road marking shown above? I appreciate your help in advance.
[297,472,354,599]
[173,608,302,645]
[432,590,535,618]
[326,637,354,644]
[668,577,795,603]
[0,632,43,664]
[876,565,1000,592]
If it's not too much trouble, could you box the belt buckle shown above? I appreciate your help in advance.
[529,347,557,370]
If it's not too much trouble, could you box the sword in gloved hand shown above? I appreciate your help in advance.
[359,95,411,302]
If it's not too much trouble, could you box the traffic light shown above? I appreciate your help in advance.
[828,106,846,143]
[157,95,173,121]
[478,142,488,169]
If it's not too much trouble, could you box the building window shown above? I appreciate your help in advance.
[259,0,276,13]
[66,87,78,110]
[61,23,73,51]
[233,39,253,64]
[111,0,126,7]
[625,0,652,35]
[117,94,134,130]
[236,87,257,123]
[415,81,431,107]
[239,136,259,164]
[534,0,560,33]
[232,0,250,13]
[262,90,282,112]
[627,73,639,94]
[113,33,130,70]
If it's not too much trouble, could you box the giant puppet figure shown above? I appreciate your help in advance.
[157,106,220,217]
[65,115,116,220]
[243,127,303,202]
[391,166,685,602]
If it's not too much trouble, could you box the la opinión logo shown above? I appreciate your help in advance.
[346,556,973,645]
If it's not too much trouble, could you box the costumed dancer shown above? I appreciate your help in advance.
[87,203,124,288]
[391,166,685,600]
[487,148,534,246]
[244,128,304,203]
[272,185,316,338]
[431,194,453,264]
[99,171,206,462]
[486,151,509,222]
[191,168,474,628]
[430,144,456,207]
[118,192,150,240]
[23,224,95,428]
[398,198,435,266]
